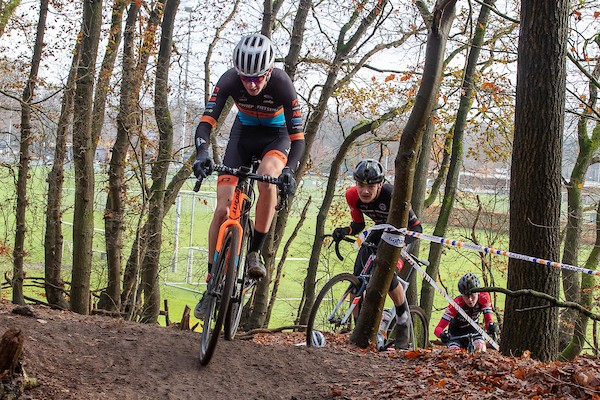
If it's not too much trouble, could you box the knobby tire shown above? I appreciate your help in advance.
[408,305,429,349]
[199,230,237,366]
[224,219,253,340]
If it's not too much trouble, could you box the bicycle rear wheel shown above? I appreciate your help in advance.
[306,273,361,347]
[386,305,429,350]
[224,219,253,340]
[408,305,428,349]
[199,230,237,366]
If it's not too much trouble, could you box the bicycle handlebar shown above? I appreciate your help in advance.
[193,164,288,209]
[323,234,356,261]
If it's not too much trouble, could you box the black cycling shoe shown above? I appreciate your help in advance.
[394,321,410,350]
[194,293,209,320]
[247,252,266,279]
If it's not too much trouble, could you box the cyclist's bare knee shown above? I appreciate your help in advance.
[474,340,486,352]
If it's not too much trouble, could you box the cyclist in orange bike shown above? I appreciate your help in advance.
[332,159,423,349]
[193,33,305,319]
[434,272,498,352]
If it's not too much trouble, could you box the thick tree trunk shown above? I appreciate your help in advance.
[0,328,23,376]
[139,0,177,323]
[44,39,80,310]
[13,0,49,306]
[71,0,103,315]
[502,0,568,361]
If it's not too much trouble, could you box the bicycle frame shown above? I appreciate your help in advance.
[327,243,415,334]
[214,182,250,264]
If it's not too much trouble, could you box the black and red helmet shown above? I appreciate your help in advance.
[352,159,385,184]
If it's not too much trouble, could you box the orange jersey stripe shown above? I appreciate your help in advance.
[201,115,217,128]
[238,108,284,119]
[289,133,305,141]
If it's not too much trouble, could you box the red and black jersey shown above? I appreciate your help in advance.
[345,183,421,228]
[195,68,305,170]
[441,292,493,333]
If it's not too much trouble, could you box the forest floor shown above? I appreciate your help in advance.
[1,300,599,400]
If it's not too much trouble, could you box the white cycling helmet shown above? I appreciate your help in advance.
[233,33,275,77]
[311,330,326,348]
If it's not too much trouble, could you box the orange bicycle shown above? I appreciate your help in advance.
[193,160,288,366]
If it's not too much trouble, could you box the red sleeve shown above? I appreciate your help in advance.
[345,186,364,224]
[434,318,450,337]
[480,292,494,328]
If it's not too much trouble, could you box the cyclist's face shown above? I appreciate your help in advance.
[240,69,271,96]
[461,292,479,307]
[356,182,382,203]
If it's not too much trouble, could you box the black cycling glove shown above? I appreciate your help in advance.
[278,167,296,195]
[440,331,450,344]
[193,149,213,179]
[332,226,351,243]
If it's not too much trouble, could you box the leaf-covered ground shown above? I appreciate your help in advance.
[1,300,599,399]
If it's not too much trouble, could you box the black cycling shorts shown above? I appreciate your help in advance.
[221,118,290,171]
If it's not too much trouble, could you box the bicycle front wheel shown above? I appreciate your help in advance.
[199,230,237,366]
[306,273,361,347]
[224,219,253,340]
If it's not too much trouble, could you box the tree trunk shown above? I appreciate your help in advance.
[108,0,164,317]
[106,1,139,314]
[406,111,437,304]
[419,0,494,323]
[44,39,80,310]
[0,328,23,376]
[560,202,600,360]
[559,51,600,349]
[139,0,177,324]
[71,0,103,315]
[94,0,129,312]
[283,0,311,80]
[352,0,457,348]
[502,0,568,361]
[13,0,49,306]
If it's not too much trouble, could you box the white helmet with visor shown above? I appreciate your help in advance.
[233,33,275,77]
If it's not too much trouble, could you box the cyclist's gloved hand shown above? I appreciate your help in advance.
[193,149,213,179]
[278,167,296,195]
[487,322,498,340]
[440,331,450,344]
[332,227,351,243]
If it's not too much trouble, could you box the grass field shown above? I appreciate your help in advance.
[1,165,597,349]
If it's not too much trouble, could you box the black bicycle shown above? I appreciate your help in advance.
[306,232,429,350]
